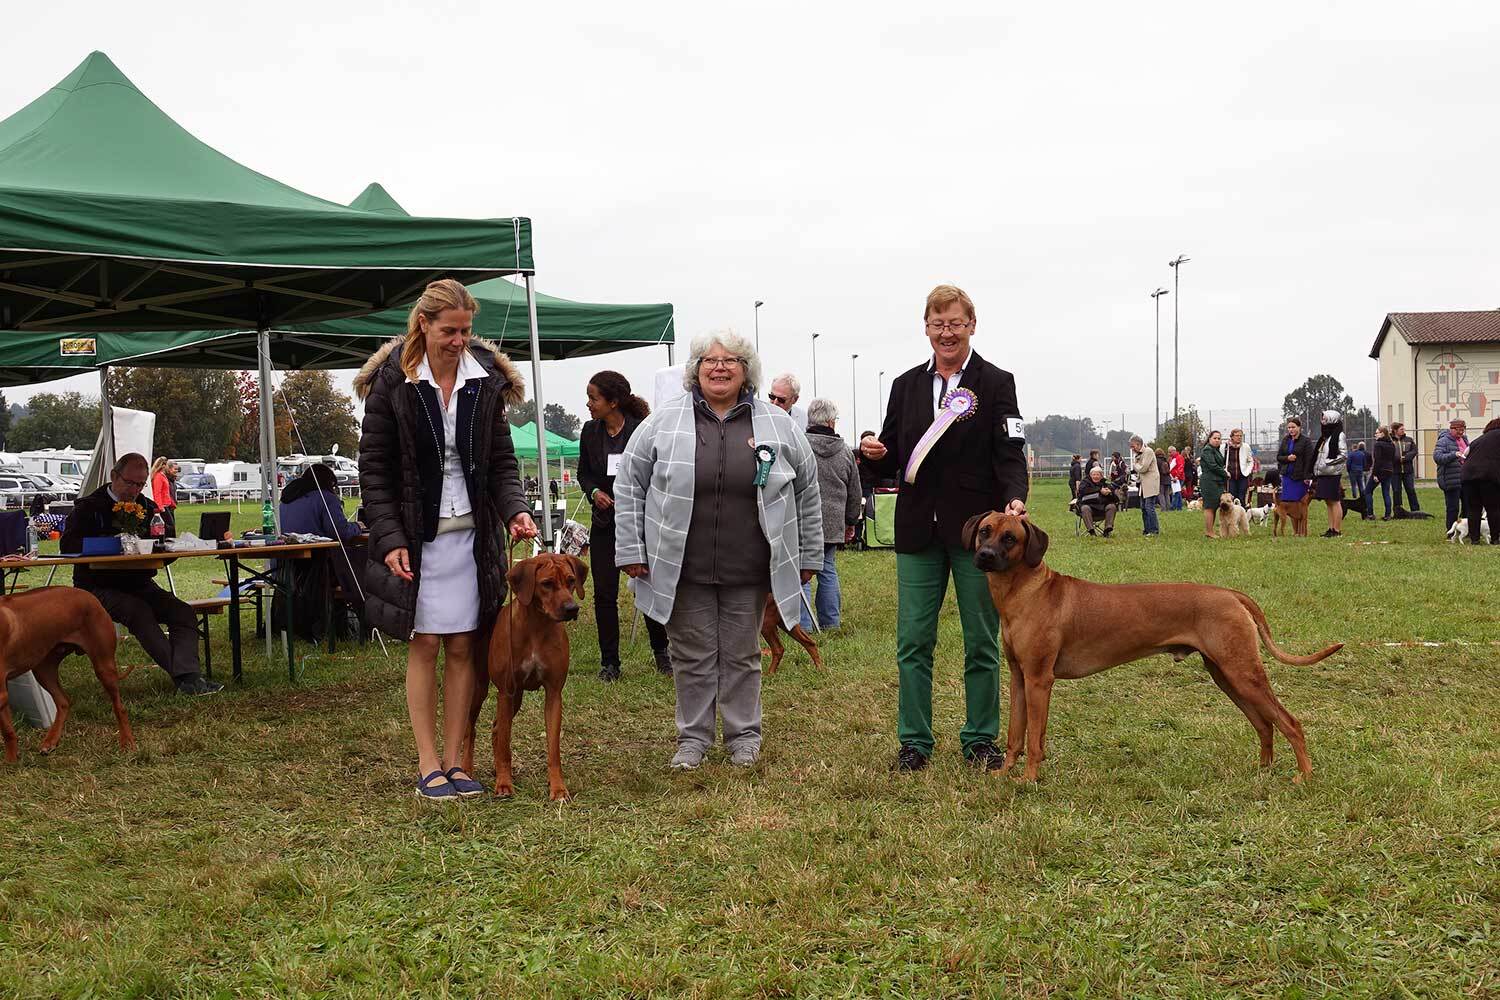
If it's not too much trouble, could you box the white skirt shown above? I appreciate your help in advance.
[414,527,480,635]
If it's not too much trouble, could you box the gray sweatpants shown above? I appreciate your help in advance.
[666,581,768,753]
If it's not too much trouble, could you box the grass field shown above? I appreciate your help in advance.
[2,481,1497,998]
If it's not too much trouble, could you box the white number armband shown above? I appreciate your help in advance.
[1006,417,1026,439]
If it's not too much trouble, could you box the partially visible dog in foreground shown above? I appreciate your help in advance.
[0,588,135,761]
[761,593,823,674]
[964,512,1340,783]
[1446,514,1491,543]
[1273,492,1312,537]
[465,554,587,801]
[1217,492,1250,538]
[1246,504,1274,526]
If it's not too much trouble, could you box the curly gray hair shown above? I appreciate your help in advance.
[683,329,762,395]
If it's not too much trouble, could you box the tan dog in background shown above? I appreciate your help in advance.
[1217,492,1250,538]
[1273,493,1312,537]
[964,512,1339,783]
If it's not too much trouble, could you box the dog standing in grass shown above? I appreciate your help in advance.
[965,512,1339,783]
[0,588,134,761]
[1217,493,1250,538]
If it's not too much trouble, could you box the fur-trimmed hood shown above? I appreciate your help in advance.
[353,336,525,406]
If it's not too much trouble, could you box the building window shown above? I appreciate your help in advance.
[1398,403,1404,424]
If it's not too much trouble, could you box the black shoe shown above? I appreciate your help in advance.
[964,741,1006,771]
[1322,529,1341,537]
[1381,515,1391,521]
[893,745,930,772]
[653,649,673,675]
[598,662,621,683]
[1102,527,1113,537]
[175,674,223,696]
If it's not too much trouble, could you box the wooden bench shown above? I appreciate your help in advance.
[187,597,231,680]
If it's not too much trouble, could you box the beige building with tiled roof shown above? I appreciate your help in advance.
[1370,311,1500,478]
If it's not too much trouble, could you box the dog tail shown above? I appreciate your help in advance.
[1233,592,1343,665]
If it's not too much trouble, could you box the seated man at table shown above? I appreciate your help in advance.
[60,453,222,696]
[1076,465,1120,537]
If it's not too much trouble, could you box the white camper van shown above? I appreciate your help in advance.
[203,462,263,498]
[14,448,91,482]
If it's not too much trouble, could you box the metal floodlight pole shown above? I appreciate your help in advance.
[1168,255,1189,419]
[754,300,764,351]
[851,353,859,432]
[524,274,553,544]
[811,332,820,396]
[1150,288,1169,438]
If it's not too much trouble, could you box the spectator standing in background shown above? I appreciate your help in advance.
[768,373,808,429]
[1371,425,1397,520]
[1167,447,1185,509]
[1346,441,1371,520]
[1197,430,1227,538]
[1183,448,1199,503]
[801,398,861,631]
[1156,448,1171,510]
[1110,450,1128,487]
[1391,422,1421,514]
[1068,454,1083,498]
[1226,428,1253,505]
[149,457,178,536]
[1460,417,1500,545]
[1312,410,1348,538]
[1433,418,1470,532]
[855,430,879,546]
[1279,417,1316,505]
[1131,435,1161,537]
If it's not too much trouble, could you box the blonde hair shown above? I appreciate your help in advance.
[150,456,170,477]
[401,279,480,380]
[924,284,976,323]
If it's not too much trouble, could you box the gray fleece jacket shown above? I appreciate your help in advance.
[805,425,861,544]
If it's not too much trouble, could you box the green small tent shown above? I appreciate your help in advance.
[508,422,580,459]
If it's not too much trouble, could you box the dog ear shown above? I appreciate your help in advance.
[507,559,537,606]
[1022,520,1050,568]
[961,513,988,551]
[566,554,588,599]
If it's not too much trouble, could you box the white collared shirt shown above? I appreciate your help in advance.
[927,348,974,416]
[409,350,488,518]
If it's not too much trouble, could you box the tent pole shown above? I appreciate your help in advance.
[257,325,279,532]
[524,274,552,543]
[666,343,675,365]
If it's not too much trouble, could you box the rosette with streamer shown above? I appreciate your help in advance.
[752,443,776,487]
[904,387,978,484]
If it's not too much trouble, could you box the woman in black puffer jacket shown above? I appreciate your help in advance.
[356,279,536,802]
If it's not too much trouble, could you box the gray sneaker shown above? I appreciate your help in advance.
[669,744,706,771]
[728,744,760,767]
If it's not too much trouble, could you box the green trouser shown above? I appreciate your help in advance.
[896,541,1001,756]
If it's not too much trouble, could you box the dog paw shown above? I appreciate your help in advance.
[549,786,572,802]
[494,783,515,798]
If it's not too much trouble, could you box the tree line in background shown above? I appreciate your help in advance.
[1,370,588,456]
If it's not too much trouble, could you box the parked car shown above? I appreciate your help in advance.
[177,471,220,501]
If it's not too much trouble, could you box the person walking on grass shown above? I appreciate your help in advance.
[859,284,1028,773]
[578,370,671,682]
[1131,435,1161,536]
[1434,418,1470,533]
[356,279,538,803]
[1312,410,1348,538]
[1460,417,1500,545]
[615,331,822,771]
[1371,425,1397,520]
[801,398,861,632]
[1198,429,1227,538]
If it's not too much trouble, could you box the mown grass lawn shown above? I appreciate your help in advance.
[2,482,1496,998]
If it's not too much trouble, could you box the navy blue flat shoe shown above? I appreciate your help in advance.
[415,770,460,802]
[444,768,487,799]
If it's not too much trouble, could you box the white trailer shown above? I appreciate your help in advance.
[204,462,263,498]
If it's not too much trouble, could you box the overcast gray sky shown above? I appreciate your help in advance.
[6,1,1500,444]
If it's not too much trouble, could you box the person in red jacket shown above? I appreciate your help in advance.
[149,457,178,536]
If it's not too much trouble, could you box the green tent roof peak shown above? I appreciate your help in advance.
[350,182,410,216]
[60,51,141,94]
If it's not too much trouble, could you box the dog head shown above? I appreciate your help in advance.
[506,553,589,621]
[1218,492,1238,514]
[963,511,1049,574]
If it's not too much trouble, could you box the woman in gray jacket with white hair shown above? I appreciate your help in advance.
[615,330,823,771]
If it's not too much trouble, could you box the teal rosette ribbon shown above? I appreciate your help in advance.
[752,443,776,487]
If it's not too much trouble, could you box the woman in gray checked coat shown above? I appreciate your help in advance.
[614,330,823,771]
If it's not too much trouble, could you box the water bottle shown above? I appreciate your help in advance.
[261,500,276,540]
[149,513,166,540]
[25,521,37,556]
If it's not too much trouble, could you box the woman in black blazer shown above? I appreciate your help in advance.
[578,371,670,681]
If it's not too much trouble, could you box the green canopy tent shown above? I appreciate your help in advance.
[0,52,536,519]
[508,422,580,460]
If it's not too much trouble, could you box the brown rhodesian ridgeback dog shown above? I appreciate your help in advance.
[0,588,135,762]
[464,553,587,801]
[1273,492,1312,537]
[964,512,1340,783]
[760,592,823,674]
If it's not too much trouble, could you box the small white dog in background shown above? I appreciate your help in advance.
[1246,504,1274,526]
[1446,513,1491,543]
[1186,498,1203,511]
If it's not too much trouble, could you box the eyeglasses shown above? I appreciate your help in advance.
[700,356,745,370]
[768,393,789,404]
[925,320,973,333]
[119,478,146,489]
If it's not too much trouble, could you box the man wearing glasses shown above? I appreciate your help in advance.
[859,285,1027,772]
[767,373,808,429]
[60,453,221,695]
